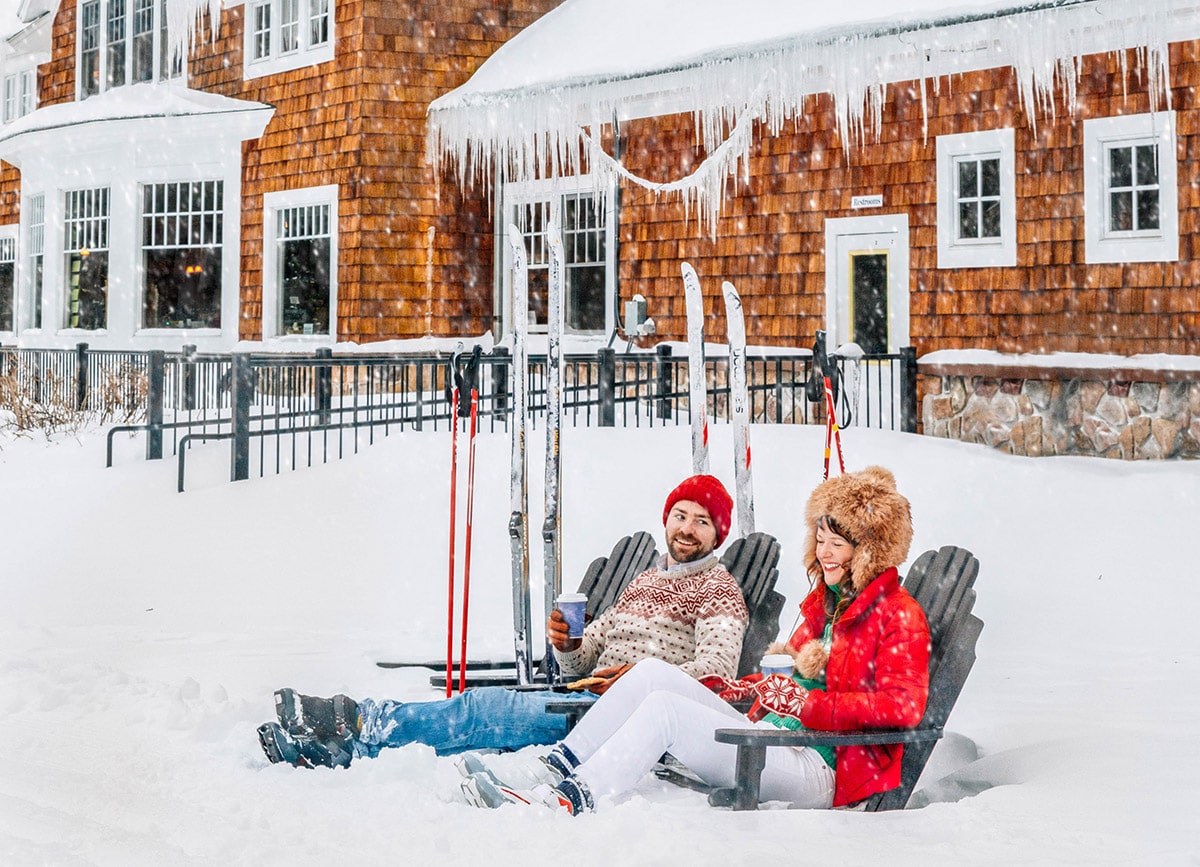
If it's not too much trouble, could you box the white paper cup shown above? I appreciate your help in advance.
[557,592,588,638]
[760,653,794,677]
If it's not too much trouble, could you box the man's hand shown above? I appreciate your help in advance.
[547,609,581,652]
[587,664,632,695]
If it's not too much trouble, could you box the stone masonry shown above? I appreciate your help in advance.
[922,373,1200,460]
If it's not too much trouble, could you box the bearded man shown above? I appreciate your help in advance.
[258,475,749,768]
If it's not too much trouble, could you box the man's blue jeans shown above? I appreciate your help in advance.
[354,687,595,758]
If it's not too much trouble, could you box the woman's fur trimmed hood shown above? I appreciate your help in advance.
[802,465,913,594]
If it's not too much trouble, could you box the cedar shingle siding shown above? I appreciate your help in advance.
[599,45,1198,356]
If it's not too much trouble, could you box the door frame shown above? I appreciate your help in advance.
[823,214,910,352]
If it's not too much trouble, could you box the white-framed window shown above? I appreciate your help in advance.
[25,194,44,330]
[141,180,224,329]
[0,230,15,333]
[1084,112,1178,264]
[263,185,338,339]
[64,187,111,330]
[501,178,615,335]
[78,0,181,99]
[2,69,36,124]
[936,128,1016,269]
[244,0,334,79]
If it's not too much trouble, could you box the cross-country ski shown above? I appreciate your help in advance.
[681,262,709,475]
[505,222,533,686]
[721,281,754,537]
[541,222,565,685]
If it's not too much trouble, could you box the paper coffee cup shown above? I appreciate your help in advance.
[557,592,588,639]
[760,653,794,677]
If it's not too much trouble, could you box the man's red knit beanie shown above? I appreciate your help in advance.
[662,474,734,547]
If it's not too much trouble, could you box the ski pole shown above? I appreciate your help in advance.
[458,349,481,694]
[445,380,459,697]
[823,375,844,479]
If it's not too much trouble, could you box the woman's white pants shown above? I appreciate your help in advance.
[562,658,834,807]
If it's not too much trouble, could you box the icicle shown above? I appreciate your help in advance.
[427,0,1182,236]
[164,0,220,71]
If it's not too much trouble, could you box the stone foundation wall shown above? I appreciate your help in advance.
[921,371,1200,460]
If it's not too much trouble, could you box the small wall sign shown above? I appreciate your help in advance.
[851,194,884,209]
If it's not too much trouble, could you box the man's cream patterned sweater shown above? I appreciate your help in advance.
[553,554,749,680]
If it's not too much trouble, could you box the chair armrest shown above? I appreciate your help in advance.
[709,726,943,811]
[545,698,598,732]
[714,726,943,749]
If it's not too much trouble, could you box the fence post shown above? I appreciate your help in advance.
[654,344,673,420]
[146,350,164,460]
[491,347,510,429]
[182,343,197,411]
[598,347,615,427]
[900,345,918,434]
[316,347,333,426]
[74,342,89,411]
[230,353,252,482]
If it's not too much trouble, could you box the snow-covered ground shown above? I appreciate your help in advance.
[1,420,1197,865]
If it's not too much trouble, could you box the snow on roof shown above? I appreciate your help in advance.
[0,81,271,143]
[428,0,1197,232]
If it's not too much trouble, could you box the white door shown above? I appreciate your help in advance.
[824,215,910,428]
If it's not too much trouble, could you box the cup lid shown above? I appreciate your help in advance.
[557,592,587,603]
[761,653,794,668]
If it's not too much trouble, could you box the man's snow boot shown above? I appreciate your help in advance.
[257,721,353,769]
[274,688,360,740]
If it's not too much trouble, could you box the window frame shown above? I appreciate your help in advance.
[1,70,35,124]
[0,226,16,334]
[23,193,45,332]
[62,186,112,332]
[936,128,1016,269]
[262,184,339,342]
[76,0,181,99]
[243,0,334,80]
[139,179,225,331]
[499,176,616,337]
[1083,112,1178,264]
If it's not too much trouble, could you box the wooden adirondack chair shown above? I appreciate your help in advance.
[706,545,983,811]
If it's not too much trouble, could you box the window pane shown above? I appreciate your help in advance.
[280,237,331,334]
[1136,144,1159,186]
[980,158,1000,197]
[252,3,271,59]
[133,0,155,82]
[1137,189,1160,230]
[566,264,605,331]
[0,262,13,331]
[1109,191,1132,232]
[851,253,888,354]
[66,251,109,329]
[106,0,127,88]
[281,0,299,53]
[981,200,1001,238]
[143,247,222,328]
[957,161,977,199]
[309,0,330,45]
[141,180,224,328]
[1109,147,1132,188]
[80,0,101,96]
[526,268,547,327]
[958,202,978,240]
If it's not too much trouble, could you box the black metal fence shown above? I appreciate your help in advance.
[0,342,917,491]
